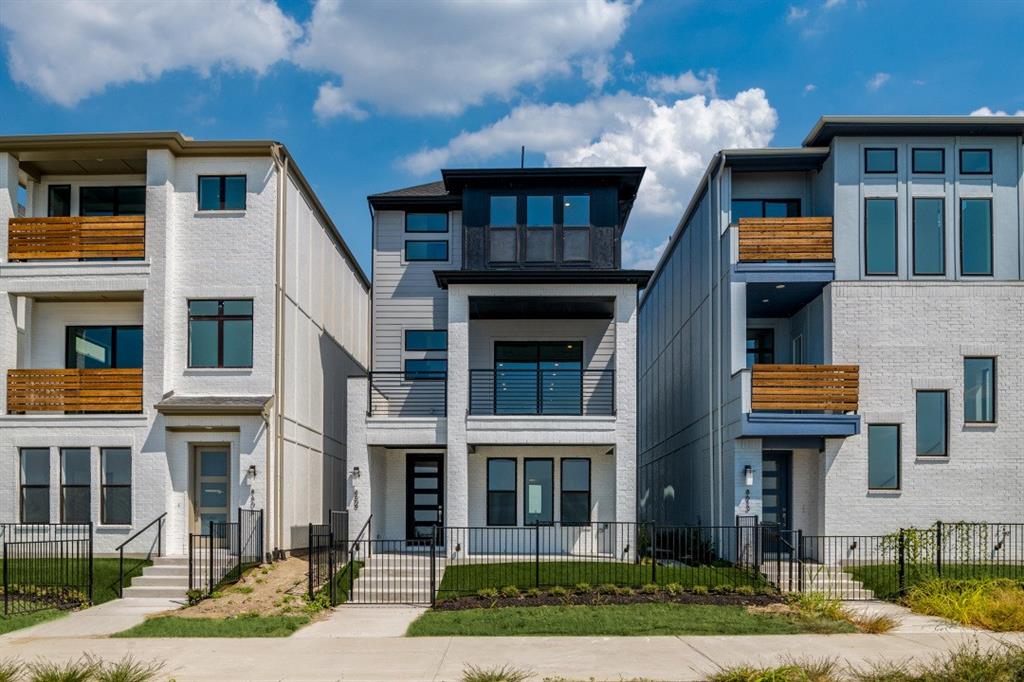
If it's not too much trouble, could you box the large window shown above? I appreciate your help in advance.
[404,358,447,379]
[916,391,948,456]
[865,198,898,275]
[404,240,448,261]
[188,300,253,368]
[486,459,516,526]
[489,196,518,226]
[960,198,993,276]
[404,330,447,351]
[80,186,145,216]
[405,213,448,233]
[560,459,591,525]
[494,342,582,415]
[867,425,900,490]
[912,148,944,174]
[745,329,774,368]
[66,325,143,369]
[526,196,554,227]
[731,199,800,220]
[912,198,945,276]
[60,448,91,523]
[20,448,49,523]
[526,195,554,262]
[864,148,897,174]
[964,357,996,423]
[198,175,246,211]
[562,195,590,226]
[48,185,71,217]
[101,448,131,525]
[960,149,992,175]
[523,458,553,525]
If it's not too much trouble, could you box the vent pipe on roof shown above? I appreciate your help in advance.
[520,145,525,169]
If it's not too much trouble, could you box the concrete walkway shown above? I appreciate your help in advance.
[842,599,978,635]
[295,605,427,638]
[2,598,179,639]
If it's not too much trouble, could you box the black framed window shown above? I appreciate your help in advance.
[48,185,71,217]
[916,391,948,456]
[525,195,554,262]
[80,186,145,216]
[20,448,49,523]
[405,240,448,261]
[404,358,447,380]
[959,149,992,175]
[964,357,996,423]
[494,341,582,415]
[405,213,448,233]
[66,325,142,369]
[731,199,800,220]
[560,458,591,525]
[563,195,591,226]
[187,299,253,368]
[912,198,945,276]
[864,148,897,174]
[865,198,898,275]
[60,447,91,523]
[404,330,447,351]
[489,196,518,227]
[486,458,516,526]
[960,198,993,276]
[912,148,944,174]
[745,329,774,368]
[101,448,131,525]
[867,425,900,490]
[523,458,553,525]
[198,175,246,211]
[526,196,554,227]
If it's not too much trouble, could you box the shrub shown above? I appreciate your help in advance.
[640,583,660,595]
[549,585,569,598]
[849,612,897,634]
[185,589,204,606]
[597,583,619,595]
[616,586,635,596]
[94,655,164,682]
[0,660,21,682]
[525,587,541,598]
[26,656,99,682]
[462,664,531,682]
[476,588,499,599]
[664,582,684,595]
[905,578,1024,631]
[788,593,845,622]
[574,582,593,594]
[734,585,755,596]
[691,585,709,595]
[498,585,521,599]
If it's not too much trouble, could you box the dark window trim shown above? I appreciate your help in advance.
[19,448,49,524]
[959,148,993,175]
[78,185,147,216]
[487,192,595,266]
[405,212,449,234]
[864,147,898,174]
[197,174,247,211]
[404,329,448,352]
[487,195,520,228]
[911,147,945,174]
[915,390,949,457]
[911,197,946,276]
[963,356,997,424]
[100,447,132,525]
[867,424,901,491]
[559,457,591,526]
[522,457,554,526]
[486,457,517,527]
[959,197,994,277]
[404,239,449,262]
[187,299,254,369]
[864,197,899,276]
[48,184,71,217]
[65,325,143,369]
[730,198,802,219]
[59,447,90,524]
[486,227,518,264]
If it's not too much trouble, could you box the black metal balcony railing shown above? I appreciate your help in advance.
[469,368,614,416]
[368,371,447,417]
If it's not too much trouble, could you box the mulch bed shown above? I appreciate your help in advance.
[434,591,783,611]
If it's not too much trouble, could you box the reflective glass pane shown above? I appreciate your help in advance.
[405,330,447,351]
[563,227,590,261]
[404,359,447,379]
[67,326,113,369]
[960,149,991,174]
[524,459,553,525]
[868,425,900,489]
[961,199,992,275]
[916,391,947,456]
[561,459,589,492]
[489,196,517,227]
[198,177,222,210]
[413,493,437,505]
[188,320,219,367]
[406,213,447,232]
[201,482,228,508]
[48,185,71,217]
[913,198,944,275]
[200,451,228,477]
[487,459,515,492]
[865,148,897,173]
[913,149,944,173]
[489,229,516,262]
[222,319,253,367]
[764,200,800,218]
[865,199,897,275]
[964,358,995,423]
[80,186,115,216]
[61,448,91,485]
[563,195,590,226]
[525,229,553,261]
[405,240,448,261]
[526,196,553,227]
[102,448,131,485]
[21,448,49,485]
[22,488,49,523]
[102,487,131,524]
[116,186,146,215]
[188,300,219,316]
[487,491,516,525]
[731,200,764,220]
[115,327,143,368]
[414,510,438,522]
[414,477,438,489]
[223,176,246,210]
[222,300,253,316]
[561,491,589,524]
[62,487,90,523]
[200,513,227,530]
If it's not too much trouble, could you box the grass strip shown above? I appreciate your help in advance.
[112,614,310,638]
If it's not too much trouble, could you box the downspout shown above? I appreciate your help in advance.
[271,144,289,556]
[710,153,726,527]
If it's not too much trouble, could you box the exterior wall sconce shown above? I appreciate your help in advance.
[744,465,754,487]
[351,466,361,479]
[247,464,257,480]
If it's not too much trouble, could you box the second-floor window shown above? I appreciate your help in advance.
[865,198,898,276]
[912,198,945,276]
[188,300,253,368]
[960,149,992,175]
[80,186,145,216]
[405,240,448,261]
[66,326,143,369]
[731,199,800,220]
[964,357,995,423]
[406,213,448,233]
[198,175,246,211]
[960,198,993,276]
[404,358,447,379]
[405,330,447,351]
[48,185,71,217]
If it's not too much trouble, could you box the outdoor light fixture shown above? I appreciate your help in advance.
[775,284,786,289]
[744,465,754,486]
[247,464,257,479]
[761,298,769,304]
[351,466,361,478]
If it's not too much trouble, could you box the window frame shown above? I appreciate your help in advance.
[915,390,948,457]
[19,448,50,524]
[404,240,449,262]
[522,457,554,526]
[187,299,254,369]
[48,184,71,217]
[867,424,901,491]
[197,174,247,211]
[59,447,91,524]
[911,148,945,175]
[911,197,946,276]
[100,447,132,525]
[864,197,899,276]
[486,458,517,527]
[959,197,994,276]
[959,149,992,175]
[963,356,997,424]
[864,147,898,174]
[78,185,146,216]
[404,212,449,234]
[404,329,448,352]
[403,358,447,380]
[65,325,144,369]
[559,458,591,526]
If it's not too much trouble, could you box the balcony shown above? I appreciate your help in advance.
[368,371,447,417]
[8,216,145,261]
[737,217,833,263]
[7,369,143,414]
[751,364,858,412]
[469,369,615,416]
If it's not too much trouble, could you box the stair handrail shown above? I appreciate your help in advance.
[333,515,371,604]
[116,512,167,598]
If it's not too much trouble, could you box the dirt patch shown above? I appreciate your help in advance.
[169,556,315,619]
[746,602,798,616]
[434,591,783,611]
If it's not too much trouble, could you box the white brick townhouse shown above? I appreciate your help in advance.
[639,116,1024,536]
[0,132,369,556]
[347,167,650,548]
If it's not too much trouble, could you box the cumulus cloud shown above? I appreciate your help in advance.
[647,70,718,97]
[623,237,670,269]
[0,0,300,106]
[971,107,1024,116]
[866,72,890,91]
[295,0,635,118]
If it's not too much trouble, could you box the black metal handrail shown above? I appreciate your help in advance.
[368,371,447,417]
[469,368,615,416]
[332,515,371,604]
[115,512,165,597]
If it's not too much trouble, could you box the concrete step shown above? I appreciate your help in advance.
[151,556,189,567]
[130,576,192,588]
[121,585,189,599]
[141,565,190,578]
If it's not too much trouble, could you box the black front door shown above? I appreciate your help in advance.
[762,450,792,552]
[406,453,444,543]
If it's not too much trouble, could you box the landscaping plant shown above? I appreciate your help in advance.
[904,578,1024,631]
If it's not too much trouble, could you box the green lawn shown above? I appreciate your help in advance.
[112,614,310,638]
[407,603,854,637]
[847,563,1024,601]
[323,561,362,604]
[0,609,66,635]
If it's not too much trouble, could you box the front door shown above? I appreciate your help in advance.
[762,450,792,552]
[193,446,230,534]
[405,453,444,544]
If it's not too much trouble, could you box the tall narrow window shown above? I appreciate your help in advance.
[486,459,516,526]
[488,196,518,263]
[916,391,948,456]
[526,195,554,261]
[20,448,49,523]
[198,175,246,211]
[960,198,993,276]
[188,299,253,368]
[101,448,132,525]
[746,329,774,368]
[964,357,996,423]
[523,458,553,525]
[60,448,91,523]
[48,185,71,217]
[912,198,945,275]
[867,425,900,490]
[864,148,897,174]
[560,458,591,525]
[563,195,591,261]
[865,198,898,275]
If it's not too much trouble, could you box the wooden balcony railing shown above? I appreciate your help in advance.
[8,216,145,260]
[7,369,143,413]
[737,217,833,262]
[751,364,859,413]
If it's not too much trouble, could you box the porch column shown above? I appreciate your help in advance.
[346,376,372,533]
[613,287,637,525]
[0,151,18,264]
[445,286,469,528]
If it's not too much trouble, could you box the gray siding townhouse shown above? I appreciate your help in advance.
[638,116,1024,537]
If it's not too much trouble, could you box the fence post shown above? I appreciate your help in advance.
[237,508,243,579]
[796,529,803,593]
[935,520,943,578]
[649,522,657,583]
[308,523,314,600]
[328,523,336,606]
[188,534,194,591]
[208,521,214,596]
[535,524,540,589]
[898,528,906,597]
[430,526,437,607]
[3,538,8,616]
[88,521,94,605]
[118,547,124,598]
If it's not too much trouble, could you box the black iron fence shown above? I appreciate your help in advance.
[308,511,367,604]
[469,369,615,416]
[1,523,93,616]
[188,508,264,597]
[368,371,447,417]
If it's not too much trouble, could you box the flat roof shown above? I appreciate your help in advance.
[723,147,830,172]
[803,115,1024,147]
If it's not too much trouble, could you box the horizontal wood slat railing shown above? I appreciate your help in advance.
[8,216,145,260]
[751,364,859,412]
[7,369,143,413]
[737,217,833,262]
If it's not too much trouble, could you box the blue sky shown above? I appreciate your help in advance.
[3,0,1023,272]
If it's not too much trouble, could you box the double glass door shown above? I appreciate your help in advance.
[494,341,583,415]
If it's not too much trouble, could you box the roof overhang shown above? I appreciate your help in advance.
[434,269,652,290]
[803,115,1024,147]
[441,167,645,199]
[723,147,830,172]
[155,394,272,416]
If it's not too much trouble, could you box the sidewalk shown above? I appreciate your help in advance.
[1,598,179,639]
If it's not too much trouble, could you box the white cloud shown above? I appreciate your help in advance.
[623,237,669,269]
[787,6,810,22]
[581,55,613,90]
[804,83,817,93]
[823,0,845,8]
[647,70,718,97]
[401,88,778,225]
[295,0,635,118]
[971,106,1024,116]
[866,72,890,91]
[0,0,300,106]
[313,83,369,122]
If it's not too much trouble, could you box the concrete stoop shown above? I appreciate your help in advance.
[120,556,191,600]
[348,554,445,604]
[762,561,874,600]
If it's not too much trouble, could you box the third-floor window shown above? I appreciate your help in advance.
[188,299,253,368]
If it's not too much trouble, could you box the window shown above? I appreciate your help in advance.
[912,148,945,174]
[865,198,898,275]
[964,357,996,423]
[489,196,517,226]
[523,458,553,525]
[563,195,590,226]
[198,175,246,211]
[916,391,948,456]
[526,195,554,261]
[20,448,49,523]
[404,358,447,379]
[560,458,591,525]
[188,300,253,368]
[960,198,993,276]
[489,196,518,263]
[563,195,592,261]
[60,448,91,523]
[745,329,774,368]
[864,148,897,174]
[912,198,945,275]
[404,240,448,261]
[867,425,900,490]
[731,199,801,220]
[791,335,804,364]
[66,326,143,369]
[494,342,582,415]
[101,448,131,525]
[526,196,553,227]
[80,186,145,216]
[405,330,447,351]
[960,149,992,175]
[486,459,516,526]
[405,213,447,233]
[48,185,71,217]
